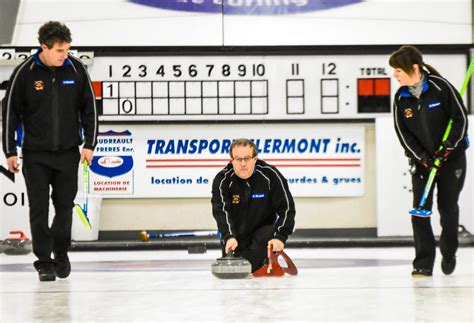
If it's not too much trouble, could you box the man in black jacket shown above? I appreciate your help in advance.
[211,138,296,272]
[2,21,98,281]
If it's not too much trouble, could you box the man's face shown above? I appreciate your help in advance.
[40,42,70,67]
[231,145,257,180]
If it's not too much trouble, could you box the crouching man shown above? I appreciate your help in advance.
[211,138,296,272]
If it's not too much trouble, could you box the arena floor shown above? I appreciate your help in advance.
[1,247,473,322]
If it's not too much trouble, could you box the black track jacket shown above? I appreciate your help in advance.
[211,159,296,243]
[393,73,469,163]
[2,51,98,158]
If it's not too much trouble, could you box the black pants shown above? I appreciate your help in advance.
[411,153,466,271]
[22,148,80,269]
[223,224,275,272]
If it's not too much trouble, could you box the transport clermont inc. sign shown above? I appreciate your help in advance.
[129,0,363,15]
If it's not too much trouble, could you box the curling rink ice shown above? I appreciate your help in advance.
[1,247,473,322]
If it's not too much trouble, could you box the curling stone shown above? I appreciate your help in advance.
[1,231,32,255]
[211,252,251,279]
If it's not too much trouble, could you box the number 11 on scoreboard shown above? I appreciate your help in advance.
[291,63,299,76]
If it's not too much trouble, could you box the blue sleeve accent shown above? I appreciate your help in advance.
[16,124,23,147]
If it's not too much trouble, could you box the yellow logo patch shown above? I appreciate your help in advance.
[232,194,240,204]
[34,80,44,91]
[403,108,413,118]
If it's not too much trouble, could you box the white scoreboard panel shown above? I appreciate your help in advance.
[0,49,469,122]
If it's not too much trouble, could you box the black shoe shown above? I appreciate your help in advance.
[411,268,432,278]
[54,253,71,279]
[37,264,56,282]
[441,257,456,275]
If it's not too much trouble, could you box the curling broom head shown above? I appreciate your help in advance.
[74,204,92,230]
[409,208,432,217]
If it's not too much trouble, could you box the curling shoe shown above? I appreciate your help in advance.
[441,257,456,275]
[54,253,71,279]
[37,264,56,282]
[411,268,432,278]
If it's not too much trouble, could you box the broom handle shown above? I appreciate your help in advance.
[83,160,89,213]
[460,56,474,96]
[150,230,217,238]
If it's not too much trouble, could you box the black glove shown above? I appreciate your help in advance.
[421,157,439,170]
[432,140,454,167]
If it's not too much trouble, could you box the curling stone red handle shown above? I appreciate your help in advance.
[7,230,30,240]
[279,250,298,275]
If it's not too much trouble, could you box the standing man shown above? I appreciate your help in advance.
[211,138,296,272]
[2,21,98,281]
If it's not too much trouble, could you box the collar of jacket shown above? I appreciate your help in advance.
[399,72,429,98]
[33,47,72,68]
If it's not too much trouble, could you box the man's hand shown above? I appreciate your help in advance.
[225,238,238,254]
[268,239,284,252]
[6,156,20,173]
[81,148,94,165]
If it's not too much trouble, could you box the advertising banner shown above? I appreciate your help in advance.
[90,123,365,197]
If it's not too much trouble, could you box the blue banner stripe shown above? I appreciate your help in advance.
[129,0,363,15]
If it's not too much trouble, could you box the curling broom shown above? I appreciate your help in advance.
[74,160,91,230]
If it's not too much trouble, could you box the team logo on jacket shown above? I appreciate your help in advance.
[232,194,240,204]
[34,80,44,91]
[403,108,413,118]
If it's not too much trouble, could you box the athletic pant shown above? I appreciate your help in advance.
[222,224,275,272]
[411,153,466,271]
[22,148,80,269]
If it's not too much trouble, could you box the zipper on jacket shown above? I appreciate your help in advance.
[51,71,59,150]
[241,181,251,235]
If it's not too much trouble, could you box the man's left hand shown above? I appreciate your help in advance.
[81,148,94,165]
[268,239,284,252]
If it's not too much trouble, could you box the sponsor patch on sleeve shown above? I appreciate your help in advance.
[428,102,441,109]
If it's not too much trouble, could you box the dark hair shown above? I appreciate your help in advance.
[229,138,258,159]
[38,21,72,48]
[389,45,441,77]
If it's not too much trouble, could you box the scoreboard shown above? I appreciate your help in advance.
[89,54,466,121]
[0,48,468,122]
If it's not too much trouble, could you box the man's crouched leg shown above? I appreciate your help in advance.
[239,224,275,272]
